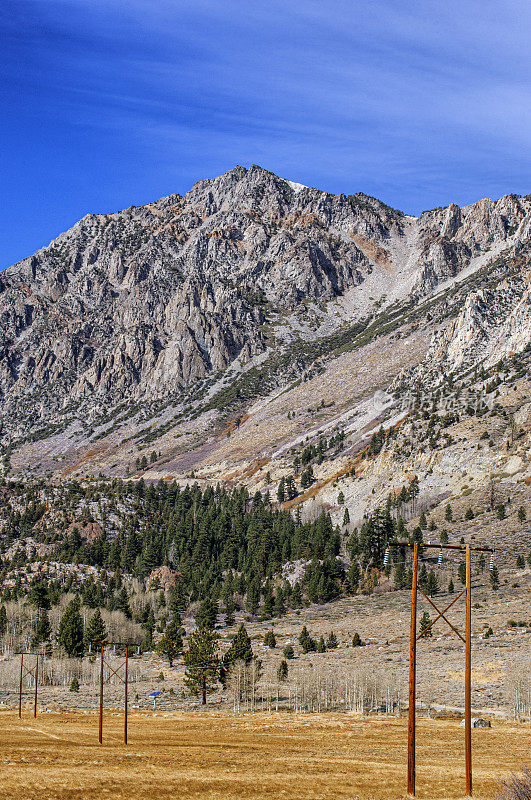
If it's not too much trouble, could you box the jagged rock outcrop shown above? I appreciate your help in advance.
[392,250,531,392]
[430,279,531,375]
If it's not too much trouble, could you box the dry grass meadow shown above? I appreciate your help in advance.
[1,710,529,800]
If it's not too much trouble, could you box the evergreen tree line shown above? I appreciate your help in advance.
[0,481,343,615]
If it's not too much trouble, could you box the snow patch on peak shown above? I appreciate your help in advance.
[286,180,307,193]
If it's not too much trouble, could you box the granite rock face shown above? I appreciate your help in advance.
[0,165,529,440]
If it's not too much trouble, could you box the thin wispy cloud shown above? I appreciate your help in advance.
[1,0,530,266]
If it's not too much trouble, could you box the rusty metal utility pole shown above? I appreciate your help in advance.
[124,645,128,745]
[95,642,132,745]
[34,654,39,719]
[17,653,40,719]
[465,544,472,796]
[390,541,493,798]
[18,653,23,719]
[99,643,104,745]
[408,543,418,797]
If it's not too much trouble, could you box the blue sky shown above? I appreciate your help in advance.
[2,0,531,268]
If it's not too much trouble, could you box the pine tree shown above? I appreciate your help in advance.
[184,626,220,704]
[348,561,361,591]
[490,565,500,591]
[426,570,439,596]
[394,562,406,589]
[69,677,80,692]
[517,506,526,523]
[347,529,359,559]
[419,512,427,529]
[458,561,467,585]
[224,596,236,626]
[413,526,423,543]
[57,597,84,657]
[448,578,454,593]
[85,609,107,647]
[496,503,506,520]
[33,609,52,648]
[337,491,345,505]
[291,583,303,608]
[195,597,218,629]
[0,605,7,636]
[326,631,338,649]
[113,587,132,618]
[273,588,286,617]
[298,626,310,647]
[301,467,315,489]
[28,580,51,610]
[277,660,288,682]
[142,607,156,650]
[317,635,326,652]
[352,632,364,646]
[299,626,316,652]
[342,508,350,526]
[419,611,432,638]
[157,619,184,667]
[445,504,453,521]
[246,581,261,616]
[283,645,294,659]
[277,477,286,503]
[286,476,297,500]
[224,623,254,668]
[264,629,276,648]
[263,585,275,617]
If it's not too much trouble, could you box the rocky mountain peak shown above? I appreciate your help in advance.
[0,167,529,475]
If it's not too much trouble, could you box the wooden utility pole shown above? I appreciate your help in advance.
[465,545,472,796]
[18,653,23,719]
[99,644,104,745]
[124,646,128,745]
[95,641,133,745]
[34,654,39,719]
[408,543,418,797]
[17,653,40,719]
[392,540,493,797]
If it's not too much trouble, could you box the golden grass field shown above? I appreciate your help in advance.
[1,710,529,800]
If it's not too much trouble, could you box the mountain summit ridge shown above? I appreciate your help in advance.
[0,165,529,485]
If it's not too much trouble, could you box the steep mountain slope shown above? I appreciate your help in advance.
[0,165,529,490]
[0,168,528,727]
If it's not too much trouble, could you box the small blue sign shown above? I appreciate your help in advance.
[148,691,162,698]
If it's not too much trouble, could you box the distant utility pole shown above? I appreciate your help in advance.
[16,653,41,719]
[388,540,493,797]
[93,642,132,745]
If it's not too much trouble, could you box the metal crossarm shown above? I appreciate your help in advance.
[416,588,466,640]
[417,587,465,642]
[102,659,128,685]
